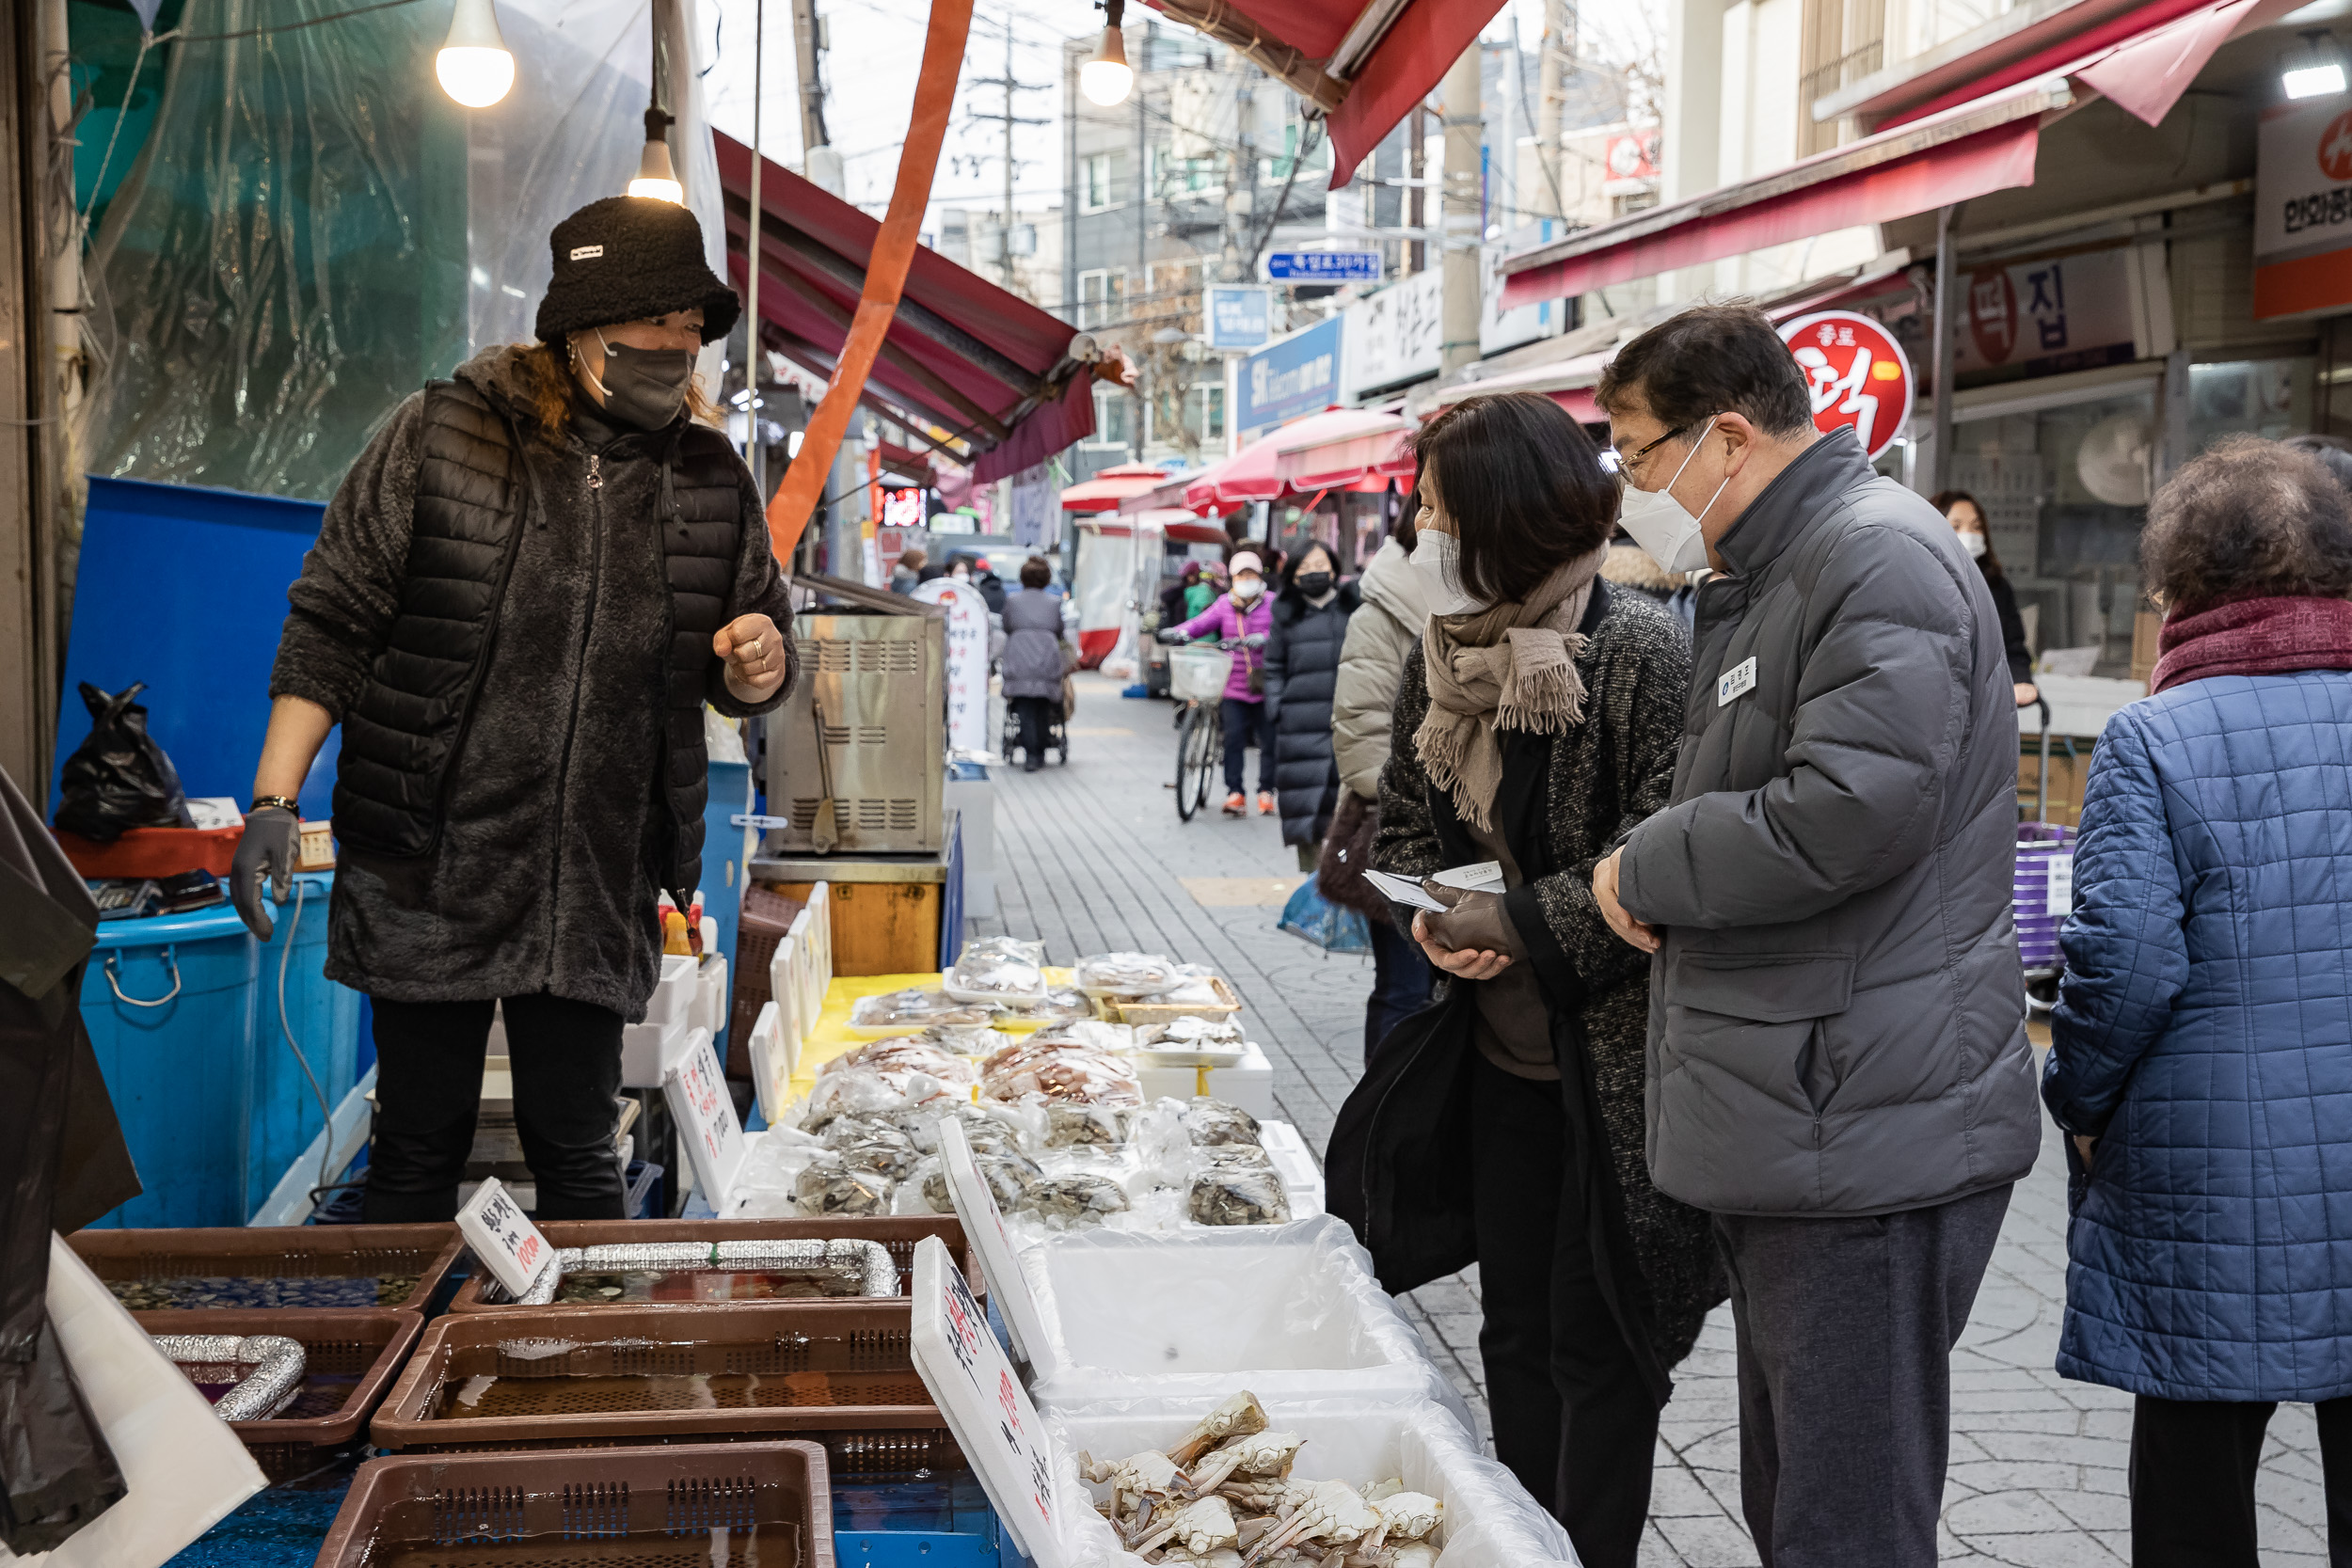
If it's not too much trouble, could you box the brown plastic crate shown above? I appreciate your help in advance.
[1093,974,1246,1027]
[728,887,806,1078]
[317,1440,836,1567]
[131,1307,422,1481]
[372,1301,941,1455]
[445,1216,983,1311]
[71,1223,463,1312]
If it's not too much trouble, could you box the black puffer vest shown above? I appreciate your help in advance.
[331,382,742,900]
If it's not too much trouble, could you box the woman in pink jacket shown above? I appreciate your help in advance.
[1167,549,1276,816]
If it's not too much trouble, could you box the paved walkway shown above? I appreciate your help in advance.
[982,672,2332,1566]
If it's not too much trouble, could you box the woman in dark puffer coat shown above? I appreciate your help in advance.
[1262,543,1359,866]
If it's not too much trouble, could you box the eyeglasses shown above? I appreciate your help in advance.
[1600,424,1690,482]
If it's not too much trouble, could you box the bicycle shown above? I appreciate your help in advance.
[1161,635,1256,822]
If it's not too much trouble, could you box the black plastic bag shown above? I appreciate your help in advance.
[53,683,192,843]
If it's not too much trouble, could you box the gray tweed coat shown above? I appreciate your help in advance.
[1371,582,1725,1371]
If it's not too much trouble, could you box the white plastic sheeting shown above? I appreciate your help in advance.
[1045,1397,1579,1568]
[1022,1216,1472,1426]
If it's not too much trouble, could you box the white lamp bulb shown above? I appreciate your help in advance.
[437,0,514,108]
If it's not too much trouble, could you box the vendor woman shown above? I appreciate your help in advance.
[228,197,796,1222]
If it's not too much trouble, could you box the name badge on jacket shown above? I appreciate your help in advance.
[1718,656,1758,707]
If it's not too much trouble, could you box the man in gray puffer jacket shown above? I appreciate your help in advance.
[1588,306,2040,1567]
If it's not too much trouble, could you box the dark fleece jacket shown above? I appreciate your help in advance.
[269,345,794,1022]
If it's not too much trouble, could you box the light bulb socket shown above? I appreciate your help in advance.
[1094,22,1127,71]
[443,0,505,51]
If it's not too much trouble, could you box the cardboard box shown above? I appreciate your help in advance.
[2019,741,2094,827]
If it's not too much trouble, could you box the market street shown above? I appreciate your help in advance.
[984,671,2336,1568]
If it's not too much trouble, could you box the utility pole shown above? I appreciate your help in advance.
[963,19,1049,294]
[792,0,841,195]
[1536,0,1571,221]
[1439,45,1482,373]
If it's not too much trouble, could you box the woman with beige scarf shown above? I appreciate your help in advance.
[1326,392,1723,1568]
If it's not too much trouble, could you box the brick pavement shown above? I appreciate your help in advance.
[982,672,2331,1565]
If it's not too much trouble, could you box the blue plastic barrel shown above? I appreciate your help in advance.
[83,901,260,1227]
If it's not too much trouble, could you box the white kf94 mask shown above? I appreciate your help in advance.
[1406,529,1489,617]
[1619,416,1731,575]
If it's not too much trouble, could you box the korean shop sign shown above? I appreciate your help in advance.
[2254,101,2352,319]
[1953,250,2137,379]
[1778,311,1912,460]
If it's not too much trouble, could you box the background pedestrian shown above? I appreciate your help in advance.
[2043,435,2352,1566]
[1165,549,1275,816]
[999,555,1070,773]
[1931,490,2039,708]
[1263,543,1358,870]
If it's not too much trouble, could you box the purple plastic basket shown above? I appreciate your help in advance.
[2014,823,2076,970]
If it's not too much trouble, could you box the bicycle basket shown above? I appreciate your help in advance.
[1168,644,1235,704]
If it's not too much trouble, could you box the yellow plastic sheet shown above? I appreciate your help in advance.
[787,968,1076,1102]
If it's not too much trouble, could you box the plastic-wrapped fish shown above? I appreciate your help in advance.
[1020,1173,1132,1225]
[1046,1101,1134,1148]
[1188,1150,1288,1227]
[848,987,997,1030]
[1185,1098,1263,1148]
[793,1152,893,1215]
[1074,951,1185,998]
[944,937,1049,1004]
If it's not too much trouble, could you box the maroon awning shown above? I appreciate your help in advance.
[1143,0,1507,187]
[714,132,1096,483]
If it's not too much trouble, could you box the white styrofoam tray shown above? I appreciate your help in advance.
[1136,1039,1273,1119]
[1046,1396,1572,1568]
[1021,1215,1470,1419]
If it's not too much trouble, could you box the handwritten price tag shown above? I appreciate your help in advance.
[909,1235,1066,1568]
[456,1176,555,1299]
[935,1117,1051,1370]
[664,1028,746,1208]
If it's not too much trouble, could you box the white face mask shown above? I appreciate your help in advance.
[1406,528,1488,617]
[1958,530,1989,560]
[1232,576,1263,602]
[1617,417,1730,576]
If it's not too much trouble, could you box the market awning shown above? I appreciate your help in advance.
[1060,463,1170,511]
[1272,411,1416,490]
[1144,0,1506,186]
[873,438,936,488]
[1821,0,2297,133]
[1184,408,1402,509]
[714,132,1097,484]
[1498,79,2067,309]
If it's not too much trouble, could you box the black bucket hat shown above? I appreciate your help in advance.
[534,195,739,345]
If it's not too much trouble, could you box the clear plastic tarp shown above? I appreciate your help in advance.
[84,0,726,501]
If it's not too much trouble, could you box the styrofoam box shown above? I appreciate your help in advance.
[621,1011,695,1089]
[1136,1039,1273,1119]
[1260,1119,1325,1219]
[1021,1216,1469,1418]
[1046,1397,1574,1568]
[691,955,729,1037]
[641,952,698,1029]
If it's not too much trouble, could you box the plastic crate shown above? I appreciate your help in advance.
[70,1222,463,1312]
[130,1307,421,1481]
[833,1463,1010,1567]
[371,1301,941,1455]
[1091,973,1246,1027]
[445,1215,983,1310]
[316,1440,836,1568]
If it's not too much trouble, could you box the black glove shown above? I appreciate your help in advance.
[230,806,299,941]
[1154,626,1185,645]
[1242,632,1268,650]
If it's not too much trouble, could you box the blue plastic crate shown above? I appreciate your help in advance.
[831,1469,1031,1568]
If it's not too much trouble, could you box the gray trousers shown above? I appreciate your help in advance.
[1714,1182,2012,1568]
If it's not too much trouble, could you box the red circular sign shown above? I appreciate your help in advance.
[2319,109,2352,182]
[1965,268,2018,367]
[1778,309,1915,460]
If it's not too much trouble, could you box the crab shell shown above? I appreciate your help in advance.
[1169,1391,1269,1465]
[1219,1476,1313,1516]
[1386,1543,1439,1568]
[1372,1491,1441,1543]
[1138,1494,1240,1558]
[1189,1429,1304,1491]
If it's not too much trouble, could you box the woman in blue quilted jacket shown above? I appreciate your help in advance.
[2045,434,2352,1565]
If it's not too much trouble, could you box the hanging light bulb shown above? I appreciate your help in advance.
[437,0,515,108]
[628,104,686,204]
[1081,0,1133,106]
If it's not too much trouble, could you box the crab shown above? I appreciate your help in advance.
[1188,1430,1304,1494]
[1367,1492,1441,1544]
[1381,1544,1438,1568]
[1168,1391,1268,1466]
[1132,1494,1239,1560]
[1238,1479,1386,1567]
[1219,1476,1313,1518]
[1079,1449,1186,1526]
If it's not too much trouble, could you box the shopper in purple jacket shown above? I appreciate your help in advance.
[1166,549,1277,816]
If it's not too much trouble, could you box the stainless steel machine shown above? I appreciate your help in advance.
[763,579,946,856]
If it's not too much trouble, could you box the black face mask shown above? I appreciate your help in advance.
[584,333,694,430]
[1296,571,1333,598]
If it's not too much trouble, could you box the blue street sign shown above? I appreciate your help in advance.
[1263,250,1383,284]
[1205,285,1273,351]
[1236,316,1343,433]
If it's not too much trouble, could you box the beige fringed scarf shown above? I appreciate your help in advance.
[1415,545,1609,831]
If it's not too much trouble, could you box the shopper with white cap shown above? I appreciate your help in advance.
[1163,546,1278,815]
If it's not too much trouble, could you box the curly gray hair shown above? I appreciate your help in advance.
[2141,435,2352,610]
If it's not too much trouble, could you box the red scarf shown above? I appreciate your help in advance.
[2149,595,2352,693]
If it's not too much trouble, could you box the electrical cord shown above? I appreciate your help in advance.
[278,879,340,1204]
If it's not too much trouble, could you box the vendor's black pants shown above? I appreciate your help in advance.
[361,993,626,1223]
[1470,1048,1655,1568]
[2130,1394,2352,1565]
